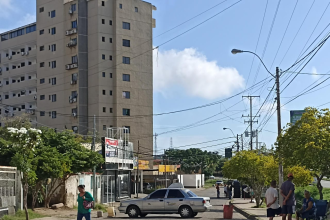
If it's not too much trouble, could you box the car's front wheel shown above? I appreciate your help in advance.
[179,206,193,218]
[193,212,198,217]
[140,213,148,217]
[127,205,140,218]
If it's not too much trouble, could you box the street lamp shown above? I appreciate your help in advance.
[223,127,239,152]
[231,48,283,205]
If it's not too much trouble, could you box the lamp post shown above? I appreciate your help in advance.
[223,128,239,152]
[231,49,283,205]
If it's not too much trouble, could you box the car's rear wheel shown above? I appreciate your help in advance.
[179,206,193,218]
[193,212,198,217]
[140,213,148,217]
[127,205,140,218]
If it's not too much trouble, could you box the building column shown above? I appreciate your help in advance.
[140,171,143,193]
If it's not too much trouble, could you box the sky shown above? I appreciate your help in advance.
[2,0,330,156]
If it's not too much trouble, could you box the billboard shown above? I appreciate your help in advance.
[105,138,118,158]
[290,110,305,125]
[159,165,177,173]
[225,148,232,158]
[133,159,150,170]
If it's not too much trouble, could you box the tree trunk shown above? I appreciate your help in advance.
[316,175,324,200]
[23,183,29,220]
[31,182,41,211]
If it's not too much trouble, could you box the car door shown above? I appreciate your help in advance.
[142,189,167,212]
[165,189,186,211]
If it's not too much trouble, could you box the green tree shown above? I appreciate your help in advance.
[277,107,330,199]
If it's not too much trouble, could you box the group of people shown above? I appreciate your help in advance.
[215,183,232,199]
[265,173,316,220]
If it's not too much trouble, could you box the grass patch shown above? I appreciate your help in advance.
[252,203,267,208]
[1,209,46,220]
[295,186,330,209]
[204,179,218,189]
[93,203,107,213]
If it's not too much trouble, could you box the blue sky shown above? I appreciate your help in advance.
[2,0,330,156]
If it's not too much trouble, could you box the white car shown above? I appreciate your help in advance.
[209,176,215,179]
[216,180,223,186]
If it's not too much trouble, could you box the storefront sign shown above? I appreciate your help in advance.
[133,160,150,170]
[159,165,177,172]
[105,138,118,158]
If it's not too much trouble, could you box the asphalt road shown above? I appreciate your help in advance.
[111,187,247,220]
[321,180,330,188]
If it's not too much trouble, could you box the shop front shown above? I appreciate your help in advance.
[101,170,131,203]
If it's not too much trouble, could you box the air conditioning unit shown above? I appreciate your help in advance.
[72,63,78,68]
[73,126,78,131]
[8,56,12,60]
[72,29,77,34]
[21,52,25,56]
[66,65,71,70]
[69,9,73,14]
[25,51,29,55]
[34,95,37,100]
[73,97,77,103]
[72,113,77,117]
[69,99,73,103]
[70,80,77,85]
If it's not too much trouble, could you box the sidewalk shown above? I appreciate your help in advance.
[232,198,282,220]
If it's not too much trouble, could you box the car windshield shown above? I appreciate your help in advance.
[186,191,198,197]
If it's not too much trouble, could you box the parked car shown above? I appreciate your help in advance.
[209,175,215,179]
[216,180,223,186]
[118,188,211,218]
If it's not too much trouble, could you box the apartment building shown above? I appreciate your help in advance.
[0,0,156,156]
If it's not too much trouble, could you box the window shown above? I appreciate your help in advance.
[110,38,112,43]
[109,20,112,25]
[123,22,130,30]
[110,73,113,78]
[135,7,138,12]
[110,90,113,96]
[5,95,9,100]
[103,107,106,113]
[51,10,56,18]
[102,90,106,95]
[110,108,113,113]
[51,94,56,102]
[26,25,36,34]
[51,77,56,85]
[40,95,45,100]
[123,108,130,116]
[51,111,57,118]
[12,79,16,83]
[167,190,184,198]
[21,76,25,81]
[40,46,44,51]
[71,4,76,11]
[103,125,106,130]
[102,1,105,6]
[122,56,130,64]
[123,39,130,47]
[102,72,105,77]
[102,36,105,42]
[1,34,9,41]
[40,62,45,68]
[21,62,25,67]
[51,44,56,51]
[102,54,105,60]
[40,111,45,116]
[51,27,56,35]
[72,20,77,28]
[122,91,130,99]
[40,78,45,84]
[123,74,130,82]
[109,55,112,60]
[28,47,31,51]
[72,55,78,63]
[9,28,24,38]
[119,3,123,9]
[187,191,198,197]
[149,190,167,199]
[40,29,44,35]
[39,7,44,13]
[51,61,56,68]
[28,76,32,79]
[21,105,25,109]
[102,19,105,24]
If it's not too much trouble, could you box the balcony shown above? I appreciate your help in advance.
[3,64,36,77]
[66,28,77,36]
[25,109,36,115]
[67,40,77,47]
[1,79,37,92]
[66,63,78,70]
[2,94,36,106]
[1,49,36,64]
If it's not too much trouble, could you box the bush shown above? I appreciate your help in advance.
[94,203,108,213]
[1,210,46,220]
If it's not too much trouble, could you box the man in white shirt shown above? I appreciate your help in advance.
[265,180,281,220]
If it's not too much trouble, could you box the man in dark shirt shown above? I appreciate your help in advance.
[280,173,296,220]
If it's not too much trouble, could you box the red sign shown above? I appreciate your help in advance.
[105,138,118,146]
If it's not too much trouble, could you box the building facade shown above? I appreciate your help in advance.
[0,0,155,155]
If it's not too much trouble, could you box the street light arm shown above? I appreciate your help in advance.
[223,127,235,138]
[231,49,275,78]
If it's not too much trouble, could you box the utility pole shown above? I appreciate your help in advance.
[154,133,158,159]
[242,96,260,150]
[276,67,284,205]
[241,134,244,151]
[256,129,258,152]
[170,137,173,149]
[164,149,167,188]
[137,141,140,198]
[236,134,240,152]
[92,115,96,202]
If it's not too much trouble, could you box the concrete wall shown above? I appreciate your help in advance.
[177,174,205,188]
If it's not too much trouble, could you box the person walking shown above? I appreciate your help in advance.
[280,173,296,220]
[265,180,281,220]
[216,184,220,198]
[77,185,94,220]
[224,184,227,198]
[228,184,232,200]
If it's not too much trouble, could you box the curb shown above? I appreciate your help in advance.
[231,203,260,220]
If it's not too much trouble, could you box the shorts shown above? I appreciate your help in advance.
[267,207,282,217]
[296,210,314,219]
[282,205,295,215]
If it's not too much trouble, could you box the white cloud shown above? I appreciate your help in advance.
[153,48,244,100]
[0,0,14,18]
[17,13,36,26]
[311,67,320,80]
